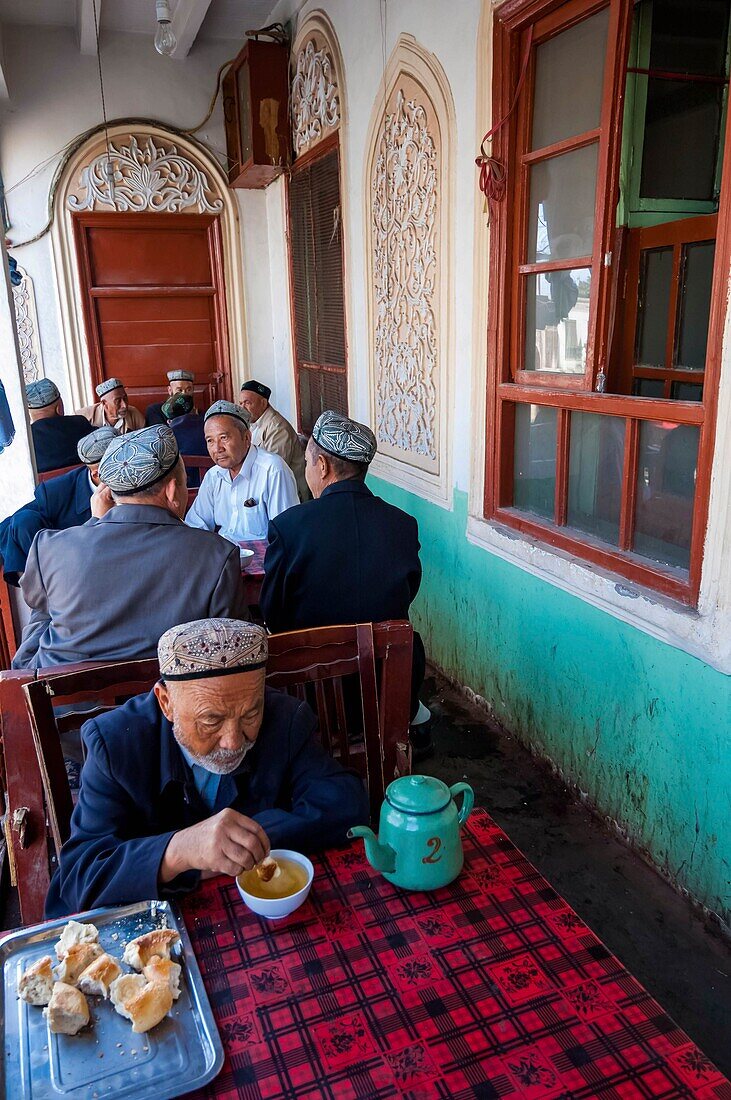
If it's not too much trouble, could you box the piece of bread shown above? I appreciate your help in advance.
[43,982,90,1035]
[122,929,180,971]
[55,920,99,961]
[54,942,103,986]
[78,953,122,999]
[143,956,181,1000]
[110,973,173,1034]
[256,856,280,882]
[19,955,55,1006]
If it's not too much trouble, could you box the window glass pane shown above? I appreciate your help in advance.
[640,80,723,201]
[676,239,715,370]
[528,144,598,263]
[634,421,699,570]
[671,381,703,401]
[513,404,557,519]
[636,248,672,367]
[531,7,610,150]
[633,378,666,397]
[524,269,590,373]
[567,413,625,545]
[649,0,730,78]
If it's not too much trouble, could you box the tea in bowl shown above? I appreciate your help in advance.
[236,849,314,920]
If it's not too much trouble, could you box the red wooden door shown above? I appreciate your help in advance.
[73,212,231,414]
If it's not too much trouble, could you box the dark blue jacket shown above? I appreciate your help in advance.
[0,466,92,585]
[260,479,422,633]
[31,415,92,473]
[169,412,207,488]
[45,687,369,917]
[144,401,166,427]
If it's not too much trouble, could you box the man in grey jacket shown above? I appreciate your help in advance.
[13,425,247,670]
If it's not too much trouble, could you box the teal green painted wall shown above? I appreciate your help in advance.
[371,478,731,923]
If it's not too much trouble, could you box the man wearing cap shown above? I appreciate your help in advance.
[239,381,309,502]
[25,379,94,473]
[260,410,431,755]
[77,377,145,434]
[159,392,207,487]
[12,425,247,670]
[45,618,369,915]
[145,370,197,427]
[0,426,116,587]
[186,400,299,544]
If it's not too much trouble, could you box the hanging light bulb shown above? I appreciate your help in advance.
[154,0,177,56]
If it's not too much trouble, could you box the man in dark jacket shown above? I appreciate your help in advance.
[25,378,93,473]
[260,411,430,753]
[13,425,247,669]
[0,426,116,586]
[146,369,197,426]
[160,392,207,487]
[46,619,369,916]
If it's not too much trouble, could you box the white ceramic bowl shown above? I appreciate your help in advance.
[236,849,314,920]
[239,547,255,565]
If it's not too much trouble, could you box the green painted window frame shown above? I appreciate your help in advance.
[620,0,731,229]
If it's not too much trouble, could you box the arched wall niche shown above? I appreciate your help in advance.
[364,34,454,508]
[51,121,248,410]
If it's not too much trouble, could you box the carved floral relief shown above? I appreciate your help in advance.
[372,83,439,465]
[67,135,223,214]
[291,38,340,156]
[12,266,43,384]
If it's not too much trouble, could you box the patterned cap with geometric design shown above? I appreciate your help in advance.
[162,393,194,420]
[98,424,179,495]
[96,377,125,398]
[167,370,195,382]
[77,425,118,465]
[158,618,268,680]
[204,399,251,429]
[25,379,60,409]
[312,410,377,464]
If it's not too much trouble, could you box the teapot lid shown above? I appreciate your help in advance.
[386,774,450,814]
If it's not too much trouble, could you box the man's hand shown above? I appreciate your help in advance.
[159,809,269,883]
[90,482,115,518]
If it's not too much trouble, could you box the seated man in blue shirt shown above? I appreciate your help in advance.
[46,618,370,917]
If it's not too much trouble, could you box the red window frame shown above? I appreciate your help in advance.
[485,0,731,605]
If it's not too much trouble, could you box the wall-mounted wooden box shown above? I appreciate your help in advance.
[222,39,290,189]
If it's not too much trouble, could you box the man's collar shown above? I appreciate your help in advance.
[214,444,258,483]
[320,478,372,499]
[99,504,183,525]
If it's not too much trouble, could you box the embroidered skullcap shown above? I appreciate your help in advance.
[162,393,194,420]
[77,425,118,465]
[204,399,251,429]
[26,379,60,409]
[98,424,179,495]
[167,370,194,382]
[240,380,271,400]
[96,377,125,398]
[312,410,377,465]
[158,618,268,681]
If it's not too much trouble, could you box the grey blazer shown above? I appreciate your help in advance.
[13,505,247,669]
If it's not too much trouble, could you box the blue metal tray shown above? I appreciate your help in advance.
[0,900,224,1099]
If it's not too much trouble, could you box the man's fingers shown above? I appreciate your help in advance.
[220,837,258,875]
[224,825,267,866]
[223,817,269,858]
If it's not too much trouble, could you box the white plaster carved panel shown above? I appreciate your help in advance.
[12,266,43,384]
[291,36,340,156]
[372,80,440,471]
[67,135,223,214]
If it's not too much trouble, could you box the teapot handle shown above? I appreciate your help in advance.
[449,782,474,827]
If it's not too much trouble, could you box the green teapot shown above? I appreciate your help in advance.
[348,775,474,891]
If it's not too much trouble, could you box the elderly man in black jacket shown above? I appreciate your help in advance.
[46,619,369,916]
[260,410,431,756]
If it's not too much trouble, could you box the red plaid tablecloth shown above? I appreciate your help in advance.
[182,809,729,1099]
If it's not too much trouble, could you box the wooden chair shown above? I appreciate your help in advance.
[181,454,213,505]
[13,621,413,923]
[36,464,82,484]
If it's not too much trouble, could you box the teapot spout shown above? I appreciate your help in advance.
[347,826,396,874]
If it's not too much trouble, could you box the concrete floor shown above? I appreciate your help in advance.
[422,670,731,1079]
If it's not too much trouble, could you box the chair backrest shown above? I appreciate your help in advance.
[37,464,82,483]
[181,454,214,471]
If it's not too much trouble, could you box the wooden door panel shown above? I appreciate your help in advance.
[96,296,212,322]
[100,318,213,346]
[86,227,212,286]
[74,212,231,408]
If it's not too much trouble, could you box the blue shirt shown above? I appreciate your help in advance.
[180,747,237,813]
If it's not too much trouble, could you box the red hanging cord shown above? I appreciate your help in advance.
[476,26,534,220]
